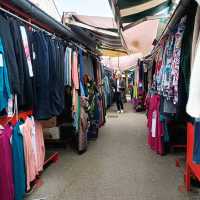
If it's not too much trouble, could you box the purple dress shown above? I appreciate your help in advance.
[0,125,14,200]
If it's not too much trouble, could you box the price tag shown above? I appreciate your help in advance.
[151,111,157,138]
[7,95,14,117]
[0,125,4,130]
[33,51,36,60]
[0,53,3,67]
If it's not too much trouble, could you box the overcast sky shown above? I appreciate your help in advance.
[57,0,113,17]
[31,0,113,21]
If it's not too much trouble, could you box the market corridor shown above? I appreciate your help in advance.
[26,103,193,200]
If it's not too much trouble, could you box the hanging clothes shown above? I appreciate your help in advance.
[9,19,34,108]
[193,120,200,164]
[72,50,79,90]
[171,17,187,105]
[48,36,59,116]
[0,36,11,111]
[83,54,94,80]
[64,47,72,86]
[28,31,65,120]
[152,17,186,105]
[20,26,33,78]
[79,49,84,82]
[12,121,26,200]
[0,125,14,200]
[80,81,86,97]
[21,117,38,191]
[103,76,111,108]
[78,96,89,152]
[0,14,20,95]
[160,34,175,98]
[177,2,197,119]
[0,115,45,200]
[48,38,65,116]
[79,49,86,97]
[35,121,45,172]
[147,94,164,155]
[187,23,200,118]
[191,6,200,67]
[30,31,51,120]
[72,88,78,113]
[72,94,80,133]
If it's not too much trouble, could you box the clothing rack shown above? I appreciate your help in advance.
[145,0,191,60]
[0,2,100,56]
[0,6,54,38]
[4,0,98,48]
[0,110,59,194]
[144,0,200,191]
[0,3,66,194]
[0,2,106,199]
[0,5,96,57]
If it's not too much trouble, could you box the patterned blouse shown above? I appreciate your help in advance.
[152,16,187,104]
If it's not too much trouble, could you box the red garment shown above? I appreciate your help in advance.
[0,126,14,200]
[147,95,164,155]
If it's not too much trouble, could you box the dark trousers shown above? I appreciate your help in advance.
[116,92,123,111]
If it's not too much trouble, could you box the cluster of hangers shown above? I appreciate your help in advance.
[0,95,32,127]
[0,5,97,56]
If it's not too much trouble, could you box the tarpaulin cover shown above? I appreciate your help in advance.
[122,19,159,55]
[63,13,125,52]
[65,15,159,70]
[102,53,143,71]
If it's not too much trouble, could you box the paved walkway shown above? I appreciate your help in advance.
[27,104,197,200]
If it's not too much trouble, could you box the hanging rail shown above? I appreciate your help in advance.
[145,0,191,59]
[0,6,55,37]
[0,0,100,55]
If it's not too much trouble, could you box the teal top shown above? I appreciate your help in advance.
[12,121,26,200]
[0,37,11,111]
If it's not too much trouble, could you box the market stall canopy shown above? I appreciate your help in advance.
[102,53,143,71]
[62,13,127,55]
[108,0,172,27]
[107,0,178,58]
[100,49,127,57]
[122,19,159,55]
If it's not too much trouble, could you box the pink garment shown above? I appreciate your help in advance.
[22,118,37,190]
[0,126,14,200]
[72,51,79,90]
[147,95,164,155]
[72,88,78,113]
[35,121,45,172]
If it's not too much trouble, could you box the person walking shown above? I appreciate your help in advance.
[113,74,125,113]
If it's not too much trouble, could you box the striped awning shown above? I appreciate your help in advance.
[62,13,127,55]
[109,0,172,25]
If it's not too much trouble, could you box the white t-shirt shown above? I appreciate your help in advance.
[117,79,120,92]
